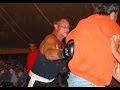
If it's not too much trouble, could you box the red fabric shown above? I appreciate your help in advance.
[26,49,38,73]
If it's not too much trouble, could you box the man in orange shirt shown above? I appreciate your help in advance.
[66,3,120,87]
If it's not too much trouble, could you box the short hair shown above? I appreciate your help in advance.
[28,42,37,47]
[53,17,69,25]
[95,3,120,15]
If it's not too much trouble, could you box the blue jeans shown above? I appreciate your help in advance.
[67,73,104,87]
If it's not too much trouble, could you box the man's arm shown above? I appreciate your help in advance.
[112,50,120,63]
[113,62,120,83]
[41,36,64,60]
[110,34,120,63]
[41,36,74,60]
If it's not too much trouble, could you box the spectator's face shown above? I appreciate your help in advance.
[7,64,11,69]
[23,68,27,74]
[4,68,10,74]
[15,67,19,73]
[29,43,37,51]
[19,64,23,68]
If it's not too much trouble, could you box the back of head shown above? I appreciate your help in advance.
[95,3,120,15]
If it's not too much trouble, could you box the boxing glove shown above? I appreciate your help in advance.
[62,39,74,60]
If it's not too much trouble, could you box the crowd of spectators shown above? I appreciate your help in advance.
[0,54,69,87]
[0,55,28,87]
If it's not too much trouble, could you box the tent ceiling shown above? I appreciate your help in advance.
[0,3,119,48]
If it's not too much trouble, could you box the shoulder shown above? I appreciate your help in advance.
[44,34,57,43]
[45,34,56,39]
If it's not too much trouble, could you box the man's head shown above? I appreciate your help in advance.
[53,18,70,39]
[95,3,120,21]
[4,68,10,74]
[28,42,37,52]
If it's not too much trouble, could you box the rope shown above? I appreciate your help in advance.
[91,3,96,11]
[0,13,28,44]
[33,3,53,26]
[0,6,33,42]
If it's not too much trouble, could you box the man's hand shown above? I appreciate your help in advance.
[110,34,120,63]
[115,62,120,77]
[62,40,74,60]
[113,62,120,83]
[110,34,120,52]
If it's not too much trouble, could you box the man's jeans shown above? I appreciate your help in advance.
[67,73,105,87]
